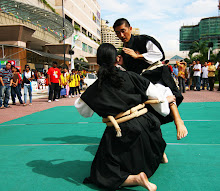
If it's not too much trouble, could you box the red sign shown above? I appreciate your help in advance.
[8,60,16,66]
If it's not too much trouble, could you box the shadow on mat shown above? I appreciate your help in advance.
[85,145,98,156]
[26,159,137,191]
[42,135,101,144]
[26,159,93,186]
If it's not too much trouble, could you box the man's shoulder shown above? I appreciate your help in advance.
[134,34,152,41]
[1,68,7,73]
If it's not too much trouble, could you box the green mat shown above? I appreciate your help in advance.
[0,102,220,191]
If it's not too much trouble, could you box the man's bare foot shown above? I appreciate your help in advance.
[175,119,188,140]
[161,153,168,163]
[137,172,157,191]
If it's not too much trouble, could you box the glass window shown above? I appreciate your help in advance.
[97,29,101,36]
[82,42,87,52]
[88,46,93,54]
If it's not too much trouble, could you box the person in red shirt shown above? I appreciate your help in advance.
[164,60,173,74]
[47,61,61,102]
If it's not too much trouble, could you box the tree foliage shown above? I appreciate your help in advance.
[188,41,220,63]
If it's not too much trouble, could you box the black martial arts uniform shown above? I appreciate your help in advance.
[78,69,166,190]
[122,34,183,124]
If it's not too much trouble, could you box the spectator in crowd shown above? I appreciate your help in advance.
[193,60,201,91]
[201,62,209,90]
[57,66,63,99]
[185,64,190,90]
[217,63,220,91]
[172,64,179,87]
[34,70,39,81]
[164,60,173,74]
[23,65,34,106]
[47,61,61,103]
[176,61,186,93]
[11,66,23,105]
[75,71,81,96]
[63,68,70,96]
[0,62,13,109]
[208,61,216,91]
[69,69,76,98]
[189,61,196,90]
[16,68,22,96]
[79,71,84,90]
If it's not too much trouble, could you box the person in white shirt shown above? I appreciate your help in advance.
[23,65,34,106]
[193,60,201,91]
[201,62,209,90]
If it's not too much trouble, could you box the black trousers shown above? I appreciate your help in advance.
[58,86,61,99]
[208,77,215,91]
[69,87,76,96]
[11,86,23,104]
[178,77,185,93]
[75,86,81,95]
[49,83,59,100]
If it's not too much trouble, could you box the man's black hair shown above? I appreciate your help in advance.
[113,18,130,29]
[52,61,58,65]
[165,60,169,64]
[58,66,62,69]
[6,62,11,65]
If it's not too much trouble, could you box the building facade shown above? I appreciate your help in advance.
[55,0,101,60]
[0,0,101,71]
[180,16,220,51]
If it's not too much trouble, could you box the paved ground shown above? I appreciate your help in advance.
[0,87,220,124]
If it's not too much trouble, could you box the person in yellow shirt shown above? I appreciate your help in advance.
[69,69,76,97]
[63,68,70,96]
[208,61,216,91]
[176,61,186,93]
[75,70,81,96]
[58,66,63,99]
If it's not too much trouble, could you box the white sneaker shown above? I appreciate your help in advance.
[48,100,52,103]
[55,99,59,102]
[72,95,75,98]
[29,104,32,106]
[69,96,71,98]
